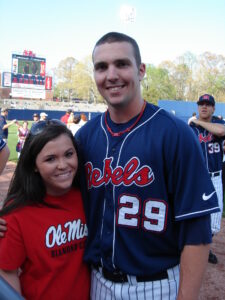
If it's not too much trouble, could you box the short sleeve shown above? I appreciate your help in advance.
[165,120,219,220]
[0,214,26,270]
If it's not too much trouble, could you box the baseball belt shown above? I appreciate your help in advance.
[93,265,168,283]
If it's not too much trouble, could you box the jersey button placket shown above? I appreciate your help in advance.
[101,185,115,269]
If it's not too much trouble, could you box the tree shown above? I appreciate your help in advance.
[55,57,78,101]
[142,64,176,104]
[160,59,192,100]
[72,56,101,103]
[53,51,225,104]
[195,52,225,101]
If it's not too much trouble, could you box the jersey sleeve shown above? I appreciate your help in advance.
[165,120,219,220]
[0,138,6,151]
[0,214,26,270]
[178,214,212,249]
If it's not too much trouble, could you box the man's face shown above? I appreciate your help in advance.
[93,41,145,109]
[2,110,8,117]
[198,102,215,121]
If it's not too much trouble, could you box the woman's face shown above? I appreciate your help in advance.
[35,134,78,196]
[23,122,28,129]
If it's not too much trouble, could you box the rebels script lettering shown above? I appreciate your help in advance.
[85,157,154,189]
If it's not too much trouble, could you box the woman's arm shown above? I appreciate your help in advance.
[0,269,22,294]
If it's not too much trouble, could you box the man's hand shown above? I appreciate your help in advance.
[0,218,7,237]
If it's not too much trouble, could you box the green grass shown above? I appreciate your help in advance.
[8,124,19,162]
[8,122,33,162]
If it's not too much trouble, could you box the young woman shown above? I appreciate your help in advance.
[16,121,29,157]
[0,120,90,300]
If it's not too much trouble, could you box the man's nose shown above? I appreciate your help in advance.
[106,66,119,80]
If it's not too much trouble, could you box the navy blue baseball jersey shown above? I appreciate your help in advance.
[76,102,219,276]
[0,115,8,139]
[190,116,225,172]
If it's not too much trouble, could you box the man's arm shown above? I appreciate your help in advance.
[2,119,17,130]
[0,269,21,294]
[0,144,10,175]
[177,244,209,300]
[191,119,225,137]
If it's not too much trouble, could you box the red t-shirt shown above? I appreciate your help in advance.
[0,188,90,300]
[60,114,70,124]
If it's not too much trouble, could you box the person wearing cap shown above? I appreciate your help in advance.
[60,109,73,124]
[40,112,48,121]
[0,108,17,142]
[32,113,40,124]
[189,94,225,264]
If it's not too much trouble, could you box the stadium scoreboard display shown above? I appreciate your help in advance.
[10,50,51,99]
[12,53,46,88]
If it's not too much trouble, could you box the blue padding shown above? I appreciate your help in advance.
[0,276,24,300]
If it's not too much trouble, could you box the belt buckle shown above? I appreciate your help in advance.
[114,271,127,283]
[102,268,127,283]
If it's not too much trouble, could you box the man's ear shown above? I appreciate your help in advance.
[139,63,146,81]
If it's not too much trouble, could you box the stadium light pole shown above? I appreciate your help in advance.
[119,5,136,34]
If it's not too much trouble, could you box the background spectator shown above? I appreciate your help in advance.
[40,112,48,121]
[16,121,29,158]
[32,113,39,124]
[79,113,87,127]
[60,109,73,124]
[0,108,17,142]
[67,113,81,136]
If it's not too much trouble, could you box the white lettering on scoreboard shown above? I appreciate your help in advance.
[11,88,46,99]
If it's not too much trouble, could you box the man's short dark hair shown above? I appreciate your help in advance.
[93,32,141,67]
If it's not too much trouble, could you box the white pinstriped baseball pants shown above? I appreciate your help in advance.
[90,265,180,300]
[210,172,223,234]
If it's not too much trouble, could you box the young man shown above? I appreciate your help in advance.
[189,94,225,264]
[32,113,40,123]
[0,32,220,299]
[75,32,219,299]
[0,108,17,142]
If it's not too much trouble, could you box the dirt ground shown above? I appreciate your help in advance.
[0,162,225,299]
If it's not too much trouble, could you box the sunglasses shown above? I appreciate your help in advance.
[30,119,66,136]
